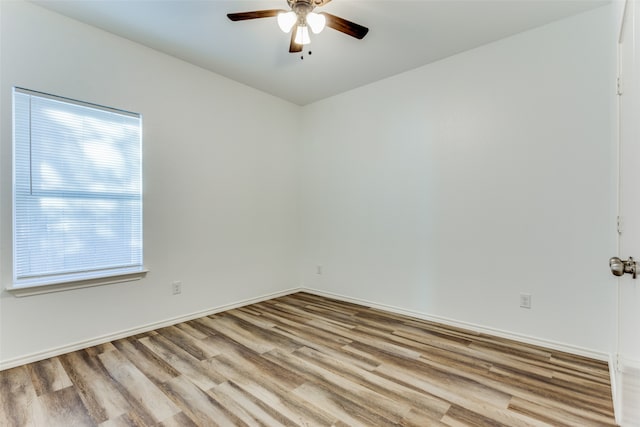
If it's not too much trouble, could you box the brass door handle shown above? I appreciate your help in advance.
[610,256,637,279]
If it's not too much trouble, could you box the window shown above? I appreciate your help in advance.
[12,88,143,290]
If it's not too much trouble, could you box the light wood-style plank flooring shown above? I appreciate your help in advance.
[0,292,617,426]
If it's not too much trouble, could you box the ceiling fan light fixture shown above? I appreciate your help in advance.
[228,1,369,52]
[294,25,311,45]
[306,12,325,34]
[277,11,297,33]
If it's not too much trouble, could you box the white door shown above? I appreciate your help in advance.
[617,1,640,424]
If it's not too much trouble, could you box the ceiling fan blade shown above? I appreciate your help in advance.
[227,9,283,21]
[289,30,303,53]
[321,12,369,39]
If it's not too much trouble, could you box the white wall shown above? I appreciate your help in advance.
[0,1,301,366]
[300,5,618,356]
[0,1,619,367]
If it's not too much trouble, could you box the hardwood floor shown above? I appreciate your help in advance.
[0,292,617,426]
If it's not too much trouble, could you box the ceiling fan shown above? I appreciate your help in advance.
[227,0,369,53]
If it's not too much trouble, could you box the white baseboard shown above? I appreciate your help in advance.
[610,353,622,426]
[301,287,611,362]
[0,287,303,371]
[1,285,613,371]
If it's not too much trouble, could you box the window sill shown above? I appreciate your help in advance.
[6,269,148,297]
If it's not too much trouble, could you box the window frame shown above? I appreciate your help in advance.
[8,87,146,296]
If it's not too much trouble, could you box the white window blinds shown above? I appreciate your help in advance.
[13,88,143,288]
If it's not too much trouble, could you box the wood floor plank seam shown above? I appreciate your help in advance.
[0,292,617,426]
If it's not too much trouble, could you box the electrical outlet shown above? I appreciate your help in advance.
[520,293,531,309]
[172,281,182,295]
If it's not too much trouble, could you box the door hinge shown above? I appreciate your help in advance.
[618,216,623,234]
[617,76,623,96]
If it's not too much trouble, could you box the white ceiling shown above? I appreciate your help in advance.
[32,0,608,105]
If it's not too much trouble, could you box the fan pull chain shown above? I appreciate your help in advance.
[300,50,312,60]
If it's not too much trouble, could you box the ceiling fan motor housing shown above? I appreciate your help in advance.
[288,0,313,22]
[287,0,332,10]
